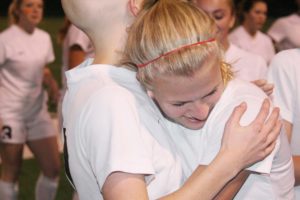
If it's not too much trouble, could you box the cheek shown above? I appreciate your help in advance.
[22,7,32,15]
[160,104,186,120]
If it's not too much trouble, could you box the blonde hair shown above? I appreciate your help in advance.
[123,0,233,89]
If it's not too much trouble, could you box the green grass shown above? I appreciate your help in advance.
[1,155,74,200]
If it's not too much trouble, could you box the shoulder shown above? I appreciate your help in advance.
[226,79,267,99]
[269,49,300,70]
[0,26,17,41]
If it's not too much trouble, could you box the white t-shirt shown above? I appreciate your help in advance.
[225,43,267,81]
[61,24,94,89]
[62,59,183,200]
[268,48,300,198]
[229,26,275,64]
[268,14,300,51]
[166,79,295,199]
[0,25,54,119]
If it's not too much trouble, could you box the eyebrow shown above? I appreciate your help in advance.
[170,82,221,104]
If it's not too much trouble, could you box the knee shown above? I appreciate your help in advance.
[42,159,61,179]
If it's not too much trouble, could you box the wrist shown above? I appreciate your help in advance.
[215,149,243,179]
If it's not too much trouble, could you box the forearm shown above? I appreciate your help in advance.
[43,67,59,103]
[160,151,242,200]
[213,170,250,200]
[294,155,300,186]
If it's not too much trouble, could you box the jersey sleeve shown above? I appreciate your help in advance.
[45,33,55,64]
[268,51,295,123]
[82,87,155,190]
[267,19,285,43]
[67,25,91,52]
[199,93,279,174]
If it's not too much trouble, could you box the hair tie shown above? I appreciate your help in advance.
[137,38,216,68]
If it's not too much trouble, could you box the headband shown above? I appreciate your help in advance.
[137,38,216,68]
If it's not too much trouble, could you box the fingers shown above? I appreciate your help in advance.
[252,79,267,87]
[252,79,274,96]
[262,140,276,159]
[250,99,270,127]
[262,83,274,96]
[265,119,282,147]
[263,107,280,130]
[225,102,247,128]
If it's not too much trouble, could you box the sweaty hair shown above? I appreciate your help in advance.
[122,0,232,89]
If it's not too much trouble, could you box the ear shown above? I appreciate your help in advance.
[128,0,142,16]
[229,15,236,29]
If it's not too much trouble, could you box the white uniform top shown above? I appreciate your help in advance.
[61,24,94,89]
[229,26,275,64]
[268,48,300,198]
[0,25,54,119]
[62,59,183,200]
[166,79,295,200]
[225,43,267,81]
[268,14,300,51]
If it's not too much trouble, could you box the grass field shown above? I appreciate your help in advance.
[0,17,74,200]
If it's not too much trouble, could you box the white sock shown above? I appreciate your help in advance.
[35,174,58,200]
[0,180,18,200]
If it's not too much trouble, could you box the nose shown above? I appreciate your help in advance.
[189,101,210,120]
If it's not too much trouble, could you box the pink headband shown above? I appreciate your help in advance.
[137,38,216,68]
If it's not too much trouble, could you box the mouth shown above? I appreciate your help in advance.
[185,116,206,123]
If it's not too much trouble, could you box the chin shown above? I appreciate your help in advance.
[179,121,205,130]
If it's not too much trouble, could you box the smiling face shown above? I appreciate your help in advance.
[194,0,235,49]
[17,0,43,28]
[243,1,267,32]
[149,57,224,130]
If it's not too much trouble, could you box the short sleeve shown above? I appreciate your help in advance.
[67,25,91,52]
[267,19,285,43]
[199,91,279,174]
[0,37,6,65]
[82,87,155,189]
[45,33,55,64]
[268,52,295,123]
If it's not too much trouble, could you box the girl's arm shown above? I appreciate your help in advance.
[102,99,281,200]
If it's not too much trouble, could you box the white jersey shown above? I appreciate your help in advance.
[62,59,183,200]
[229,26,275,64]
[268,48,300,198]
[225,43,267,81]
[61,24,94,89]
[268,14,300,51]
[166,79,295,199]
[0,25,54,119]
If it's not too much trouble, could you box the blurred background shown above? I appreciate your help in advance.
[0,0,298,199]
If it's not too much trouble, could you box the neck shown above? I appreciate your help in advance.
[17,22,35,34]
[243,24,256,37]
[90,27,127,65]
[221,37,230,51]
